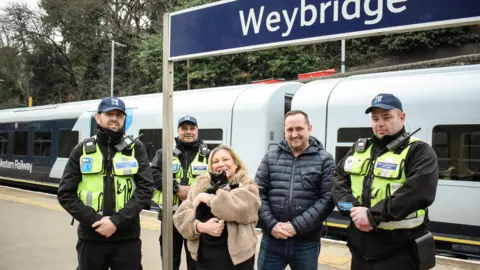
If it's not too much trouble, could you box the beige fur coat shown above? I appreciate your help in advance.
[172,171,260,265]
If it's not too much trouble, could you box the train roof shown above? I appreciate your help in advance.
[293,64,480,109]
[0,82,302,124]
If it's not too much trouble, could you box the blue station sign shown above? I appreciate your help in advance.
[168,0,480,61]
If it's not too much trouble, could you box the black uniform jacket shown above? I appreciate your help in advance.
[255,136,335,241]
[57,126,153,242]
[151,137,209,220]
[333,127,438,260]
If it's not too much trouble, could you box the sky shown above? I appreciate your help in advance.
[0,0,40,10]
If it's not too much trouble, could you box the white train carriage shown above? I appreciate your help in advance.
[291,64,480,256]
[0,82,302,186]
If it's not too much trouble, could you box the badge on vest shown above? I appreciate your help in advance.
[81,157,93,172]
[172,163,180,172]
[376,162,398,177]
[115,161,138,169]
[192,165,207,172]
[376,162,398,170]
[344,156,355,171]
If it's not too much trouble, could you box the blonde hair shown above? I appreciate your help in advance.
[207,144,254,185]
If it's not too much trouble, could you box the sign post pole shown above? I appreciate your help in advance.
[162,12,174,270]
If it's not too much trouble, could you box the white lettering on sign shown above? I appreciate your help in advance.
[0,159,33,173]
[238,0,408,36]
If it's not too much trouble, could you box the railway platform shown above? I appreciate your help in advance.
[1,185,479,270]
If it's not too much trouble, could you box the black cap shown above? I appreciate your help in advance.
[97,97,126,115]
[365,93,403,114]
[178,115,197,127]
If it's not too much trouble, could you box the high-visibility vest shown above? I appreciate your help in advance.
[344,137,426,230]
[152,150,208,210]
[78,137,138,214]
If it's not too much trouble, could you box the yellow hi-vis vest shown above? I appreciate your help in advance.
[152,150,208,210]
[78,137,138,214]
[344,137,426,230]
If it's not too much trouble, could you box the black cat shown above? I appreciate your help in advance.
[195,170,239,223]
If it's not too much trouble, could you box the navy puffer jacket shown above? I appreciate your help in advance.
[254,136,335,241]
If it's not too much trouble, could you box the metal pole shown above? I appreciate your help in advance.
[341,39,346,73]
[111,40,115,97]
[162,12,174,270]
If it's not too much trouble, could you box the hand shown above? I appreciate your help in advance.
[92,217,117,238]
[271,223,293,240]
[280,222,297,236]
[197,218,224,237]
[350,207,373,232]
[192,193,215,209]
[176,185,190,201]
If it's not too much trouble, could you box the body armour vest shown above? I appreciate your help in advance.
[344,137,426,230]
[78,136,138,214]
[152,149,208,210]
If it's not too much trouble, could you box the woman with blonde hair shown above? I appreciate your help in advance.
[173,144,260,270]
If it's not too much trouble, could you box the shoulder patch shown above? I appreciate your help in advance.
[354,138,370,152]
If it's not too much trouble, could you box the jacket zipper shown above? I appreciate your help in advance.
[288,158,297,221]
[104,137,114,216]
[183,150,188,185]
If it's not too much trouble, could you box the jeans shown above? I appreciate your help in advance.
[257,234,320,270]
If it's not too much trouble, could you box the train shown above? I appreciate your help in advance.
[0,64,479,258]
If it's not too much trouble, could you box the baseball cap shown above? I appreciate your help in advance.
[97,97,126,115]
[178,115,197,127]
[365,93,403,114]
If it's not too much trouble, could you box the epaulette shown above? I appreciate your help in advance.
[199,143,210,156]
[84,137,97,154]
[198,143,210,163]
[354,138,371,153]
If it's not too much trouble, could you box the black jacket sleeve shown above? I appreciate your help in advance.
[291,151,335,234]
[150,148,180,192]
[254,153,278,234]
[332,145,361,210]
[367,142,439,226]
[57,143,102,226]
[110,141,154,228]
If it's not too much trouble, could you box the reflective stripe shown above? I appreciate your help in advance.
[86,192,93,207]
[378,216,424,230]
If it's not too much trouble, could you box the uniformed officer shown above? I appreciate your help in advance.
[57,97,153,270]
[333,93,438,270]
[151,115,210,270]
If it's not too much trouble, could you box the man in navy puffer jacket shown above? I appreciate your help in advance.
[255,110,335,270]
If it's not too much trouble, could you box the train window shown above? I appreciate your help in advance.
[284,94,293,115]
[433,125,480,182]
[337,128,373,143]
[58,131,79,158]
[139,129,162,162]
[205,143,221,151]
[34,131,52,157]
[13,131,28,155]
[198,129,223,141]
[0,132,8,155]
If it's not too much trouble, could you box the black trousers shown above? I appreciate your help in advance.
[160,221,196,270]
[76,239,142,270]
[351,248,417,270]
